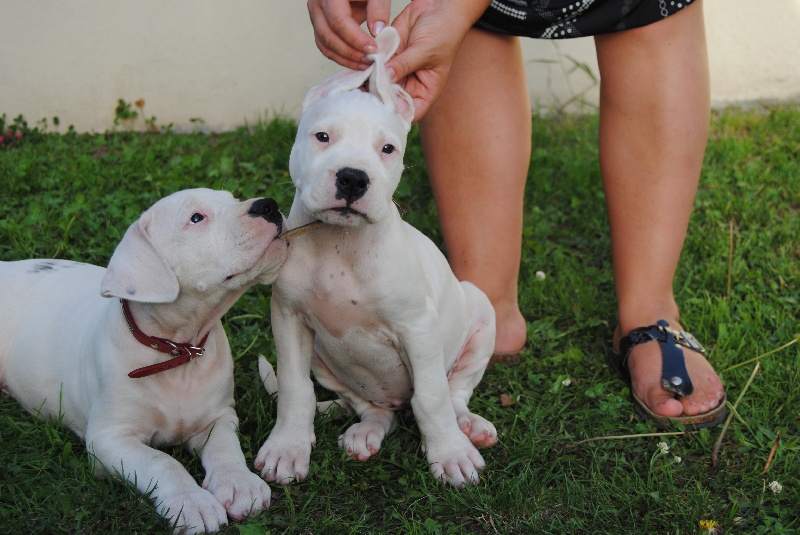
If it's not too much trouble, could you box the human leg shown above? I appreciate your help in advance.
[419,28,530,355]
[595,0,725,418]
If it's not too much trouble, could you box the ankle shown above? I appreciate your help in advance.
[616,299,681,336]
[493,302,527,354]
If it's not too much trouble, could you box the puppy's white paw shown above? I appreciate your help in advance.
[254,431,314,485]
[457,413,497,449]
[338,421,388,460]
[157,487,228,534]
[202,465,271,521]
[425,434,486,488]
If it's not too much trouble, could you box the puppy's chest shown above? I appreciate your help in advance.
[309,274,380,337]
[139,365,231,445]
[295,250,390,335]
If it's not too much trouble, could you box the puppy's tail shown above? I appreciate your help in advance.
[257,355,279,397]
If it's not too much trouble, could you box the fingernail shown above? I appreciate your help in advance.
[372,21,385,36]
[386,66,396,82]
[364,44,377,55]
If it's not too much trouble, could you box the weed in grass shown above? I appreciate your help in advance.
[0,105,798,533]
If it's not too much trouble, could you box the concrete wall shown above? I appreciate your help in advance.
[2,0,799,133]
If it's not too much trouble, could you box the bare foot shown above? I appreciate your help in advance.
[615,323,725,418]
[493,300,527,354]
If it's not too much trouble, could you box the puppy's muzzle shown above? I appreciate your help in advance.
[249,198,283,234]
[335,167,370,206]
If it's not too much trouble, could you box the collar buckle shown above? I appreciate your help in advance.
[120,299,209,378]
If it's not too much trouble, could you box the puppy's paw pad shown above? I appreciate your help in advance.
[430,456,482,488]
[457,413,497,448]
[338,421,388,460]
[255,438,312,485]
[425,435,486,487]
[158,488,227,535]
[204,468,271,520]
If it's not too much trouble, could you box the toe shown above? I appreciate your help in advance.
[627,339,725,418]
[678,348,725,415]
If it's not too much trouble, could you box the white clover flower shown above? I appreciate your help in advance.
[657,441,669,455]
[673,455,682,463]
[535,271,546,280]
[769,481,783,494]
[561,378,572,387]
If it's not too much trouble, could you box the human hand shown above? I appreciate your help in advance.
[307,0,392,70]
[387,0,491,122]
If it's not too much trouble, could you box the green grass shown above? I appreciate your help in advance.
[1,105,798,534]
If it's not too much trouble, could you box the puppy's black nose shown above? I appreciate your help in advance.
[249,198,282,230]
[335,167,370,205]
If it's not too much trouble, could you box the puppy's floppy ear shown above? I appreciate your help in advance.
[100,213,179,303]
[367,27,415,129]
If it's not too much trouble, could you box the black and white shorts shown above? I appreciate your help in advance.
[474,0,696,39]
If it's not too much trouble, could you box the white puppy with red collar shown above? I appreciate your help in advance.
[0,189,287,533]
[255,28,497,488]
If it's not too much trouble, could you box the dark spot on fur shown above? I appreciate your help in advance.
[126,287,136,296]
[340,271,345,277]
[30,261,57,273]
[351,300,357,305]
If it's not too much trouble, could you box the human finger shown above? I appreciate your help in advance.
[365,0,392,36]
[308,0,376,67]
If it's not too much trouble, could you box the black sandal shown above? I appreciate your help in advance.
[611,320,727,429]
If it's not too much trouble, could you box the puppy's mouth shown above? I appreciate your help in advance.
[224,231,286,282]
[328,206,372,223]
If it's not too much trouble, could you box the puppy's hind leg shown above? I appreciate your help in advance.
[448,283,498,449]
[259,355,352,414]
[311,356,395,461]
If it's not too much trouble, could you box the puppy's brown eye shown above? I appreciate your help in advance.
[382,144,395,154]
[315,132,329,143]
[190,213,205,224]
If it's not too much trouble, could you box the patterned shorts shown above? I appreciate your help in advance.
[474,0,697,39]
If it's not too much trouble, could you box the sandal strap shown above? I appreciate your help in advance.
[618,320,706,398]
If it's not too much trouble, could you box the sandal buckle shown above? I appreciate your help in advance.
[657,324,706,355]
[671,328,706,355]
[679,330,706,354]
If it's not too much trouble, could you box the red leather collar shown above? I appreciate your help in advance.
[121,299,209,378]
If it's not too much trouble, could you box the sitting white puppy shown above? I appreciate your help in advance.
[255,28,497,488]
[0,189,287,534]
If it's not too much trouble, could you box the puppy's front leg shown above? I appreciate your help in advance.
[189,410,271,521]
[255,303,318,485]
[86,427,227,534]
[402,312,486,488]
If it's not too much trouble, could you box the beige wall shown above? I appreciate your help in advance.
[2,0,799,133]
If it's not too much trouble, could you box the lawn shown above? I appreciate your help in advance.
[0,105,798,534]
